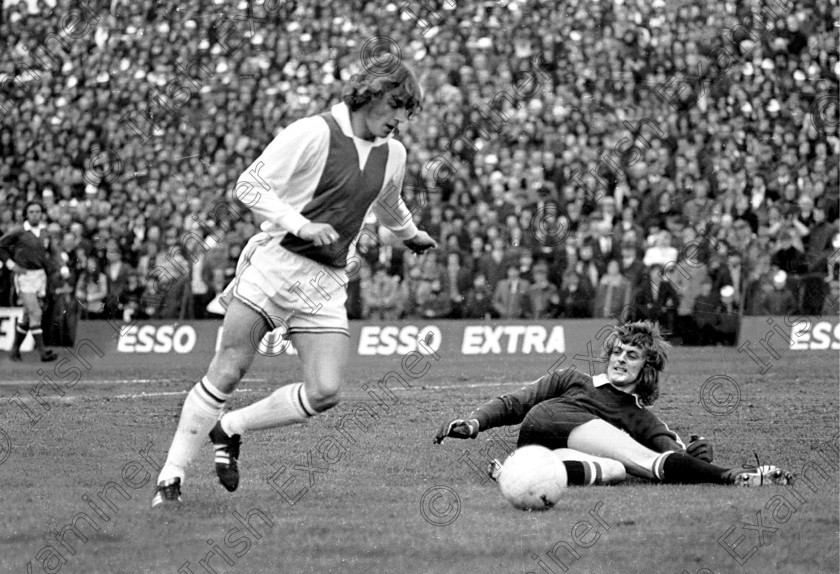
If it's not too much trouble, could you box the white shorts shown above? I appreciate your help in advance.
[14,269,47,298]
[220,232,350,336]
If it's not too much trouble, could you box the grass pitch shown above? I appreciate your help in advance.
[1,341,838,574]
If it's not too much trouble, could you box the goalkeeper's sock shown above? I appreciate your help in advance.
[563,460,606,486]
[658,452,730,484]
[221,382,315,435]
[158,377,231,484]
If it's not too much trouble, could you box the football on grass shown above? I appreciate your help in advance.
[498,445,568,511]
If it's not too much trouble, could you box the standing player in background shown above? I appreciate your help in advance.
[152,61,437,506]
[436,321,793,487]
[0,200,66,362]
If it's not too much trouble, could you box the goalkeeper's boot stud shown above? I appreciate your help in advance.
[151,477,182,507]
[487,459,503,482]
[210,420,241,492]
[728,464,793,486]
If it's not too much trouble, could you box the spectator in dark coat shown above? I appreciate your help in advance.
[714,285,740,346]
[464,274,496,319]
[478,237,509,290]
[619,240,646,289]
[594,260,632,321]
[558,269,594,318]
[692,279,721,345]
[442,251,473,319]
[528,261,561,319]
[631,264,679,333]
[493,264,531,319]
[771,230,806,275]
[103,239,132,319]
[756,270,798,316]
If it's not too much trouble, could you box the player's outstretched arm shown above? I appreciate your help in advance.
[434,418,480,444]
[434,370,575,445]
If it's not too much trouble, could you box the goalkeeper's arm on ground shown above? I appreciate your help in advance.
[434,370,574,444]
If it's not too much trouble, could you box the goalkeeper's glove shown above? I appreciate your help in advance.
[434,418,480,444]
[686,434,714,463]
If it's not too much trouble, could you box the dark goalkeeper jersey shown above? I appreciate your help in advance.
[469,369,685,452]
[0,225,54,271]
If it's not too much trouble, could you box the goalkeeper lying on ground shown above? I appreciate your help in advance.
[435,320,792,487]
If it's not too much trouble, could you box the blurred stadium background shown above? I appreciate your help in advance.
[0,0,837,348]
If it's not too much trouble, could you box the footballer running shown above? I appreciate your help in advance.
[152,61,437,507]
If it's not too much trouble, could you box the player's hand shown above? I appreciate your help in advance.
[404,231,438,254]
[298,223,340,246]
[686,434,714,463]
[434,418,480,444]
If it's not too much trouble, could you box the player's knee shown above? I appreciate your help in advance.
[220,370,244,390]
[303,372,343,412]
[210,349,250,392]
[307,387,340,412]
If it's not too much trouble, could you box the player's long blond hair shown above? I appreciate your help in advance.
[607,320,670,406]
[342,60,422,115]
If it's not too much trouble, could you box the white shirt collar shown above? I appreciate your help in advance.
[592,373,611,387]
[592,373,645,408]
[24,221,46,237]
[330,102,390,146]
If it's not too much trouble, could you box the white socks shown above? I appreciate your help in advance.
[221,382,314,436]
[158,381,316,485]
[158,377,231,484]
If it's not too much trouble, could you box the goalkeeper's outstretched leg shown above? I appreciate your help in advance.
[567,419,791,486]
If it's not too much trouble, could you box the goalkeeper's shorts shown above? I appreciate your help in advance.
[517,400,599,450]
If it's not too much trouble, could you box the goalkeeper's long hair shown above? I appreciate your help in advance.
[605,320,670,407]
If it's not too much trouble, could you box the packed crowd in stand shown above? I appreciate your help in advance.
[1,0,838,346]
